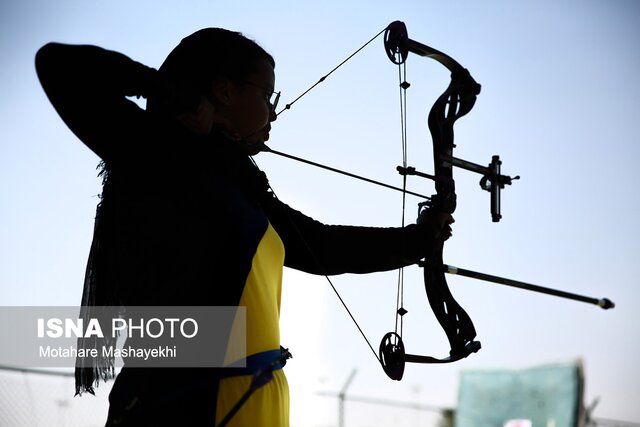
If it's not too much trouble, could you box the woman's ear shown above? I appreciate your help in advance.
[209,78,235,107]
[206,78,240,138]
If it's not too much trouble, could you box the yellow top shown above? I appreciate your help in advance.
[216,222,289,426]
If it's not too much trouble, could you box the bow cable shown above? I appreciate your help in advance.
[395,57,410,346]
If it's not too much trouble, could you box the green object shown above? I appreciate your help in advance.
[455,361,583,427]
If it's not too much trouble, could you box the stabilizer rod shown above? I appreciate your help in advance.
[443,264,615,309]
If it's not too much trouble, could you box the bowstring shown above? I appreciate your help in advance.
[251,25,399,365]
[260,23,419,364]
[275,25,388,117]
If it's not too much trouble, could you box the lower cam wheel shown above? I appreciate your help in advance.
[379,332,406,380]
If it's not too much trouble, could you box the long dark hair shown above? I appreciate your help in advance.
[76,27,274,396]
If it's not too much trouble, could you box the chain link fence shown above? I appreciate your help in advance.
[0,366,112,427]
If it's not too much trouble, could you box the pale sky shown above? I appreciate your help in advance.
[0,1,638,426]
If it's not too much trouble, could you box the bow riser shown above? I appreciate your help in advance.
[424,71,482,359]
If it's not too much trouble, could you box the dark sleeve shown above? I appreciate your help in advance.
[264,195,434,276]
[35,42,199,163]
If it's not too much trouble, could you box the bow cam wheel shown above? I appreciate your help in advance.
[384,21,409,64]
[379,332,406,380]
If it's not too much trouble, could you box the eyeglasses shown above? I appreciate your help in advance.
[243,81,281,113]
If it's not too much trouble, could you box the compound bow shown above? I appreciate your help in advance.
[267,20,614,383]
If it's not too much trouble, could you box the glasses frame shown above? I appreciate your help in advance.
[243,80,280,113]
